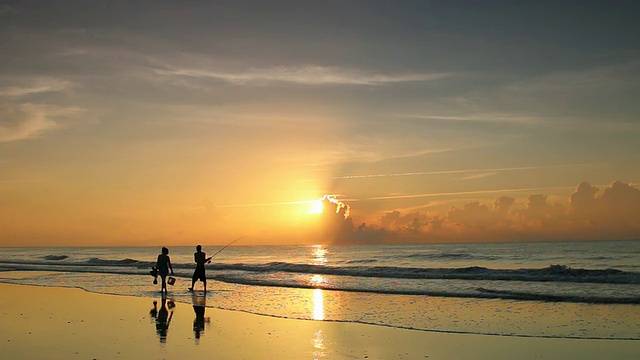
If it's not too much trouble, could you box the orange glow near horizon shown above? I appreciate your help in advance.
[2,179,640,246]
[2,3,639,248]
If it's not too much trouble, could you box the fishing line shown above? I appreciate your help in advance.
[207,236,244,263]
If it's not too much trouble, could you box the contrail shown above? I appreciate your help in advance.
[333,163,603,180]
[358,186,578,202]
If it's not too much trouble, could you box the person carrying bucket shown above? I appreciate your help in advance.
[155,247,174,293]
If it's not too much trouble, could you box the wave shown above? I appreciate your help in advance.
[210,274,640,305]
[43,255,68,261]
[206,262,639,285]
[87,257,141,265]
[340,259,377,264]
[0,257,638,285]
[377,252,497,261]
[475,288,640,304]
[1,257,639,304]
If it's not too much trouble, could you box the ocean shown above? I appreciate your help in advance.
[0,241,638,340]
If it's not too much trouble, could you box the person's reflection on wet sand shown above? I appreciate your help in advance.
[150,297,175,343]
[193,305,206,340]
[149,300,158,321]
[192,292,210,343]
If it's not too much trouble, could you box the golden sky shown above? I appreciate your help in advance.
[1,1,639,246]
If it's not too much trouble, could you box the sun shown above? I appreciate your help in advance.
[308,199,324,214]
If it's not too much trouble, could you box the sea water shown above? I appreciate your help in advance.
[0,241,638,339]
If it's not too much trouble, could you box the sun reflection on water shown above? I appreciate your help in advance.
[313,329,325,359]
[310,245,326,322]
[311,274,324,286]
[313,288,324,321]
[311,245,327,265]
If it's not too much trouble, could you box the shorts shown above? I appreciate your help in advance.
[192,267,206,282]
[158,267,169,277]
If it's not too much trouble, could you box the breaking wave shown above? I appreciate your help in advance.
[0,256,638,285]
[206,262,638,285]
[1,255,639,304]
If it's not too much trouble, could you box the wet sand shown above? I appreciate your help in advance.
[0,283,638,359]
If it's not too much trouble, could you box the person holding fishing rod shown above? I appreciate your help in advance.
[189,245,212,292]
[189,237,242,292]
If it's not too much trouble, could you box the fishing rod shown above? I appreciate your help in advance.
[207,236,244,263]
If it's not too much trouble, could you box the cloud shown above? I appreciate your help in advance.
[505,61,640,95]
[398,113,546,125]
[316,195,355,243]
[0,76,79,142]
[202,181,640,244]
[493,196,515,217]
[0,103,81,142]
[473,61,640,127]
[448,202,499,227]
[570,181,600,219]
[570,180,640,225]
[0,77,72,98]
[376,211,448,240]
[347,180,640,243]
[600,181,640,211]
[512,194,567,229]
[157,65,449,86]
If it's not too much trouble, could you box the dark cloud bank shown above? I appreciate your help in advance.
[321,181,640,244]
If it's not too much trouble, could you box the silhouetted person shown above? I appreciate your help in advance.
[189,245,212,291]
[156,247,174,293]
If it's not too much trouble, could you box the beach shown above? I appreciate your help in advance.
[3,1,640,358]
[1,283,638,360]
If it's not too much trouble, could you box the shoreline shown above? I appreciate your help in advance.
[3,269,639,340]
[1,283,639,359]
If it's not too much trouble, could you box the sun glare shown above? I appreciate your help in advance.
[308,199,324,214]
[313,288,324,320]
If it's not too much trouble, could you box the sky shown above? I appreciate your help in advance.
[1,1,639,246]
